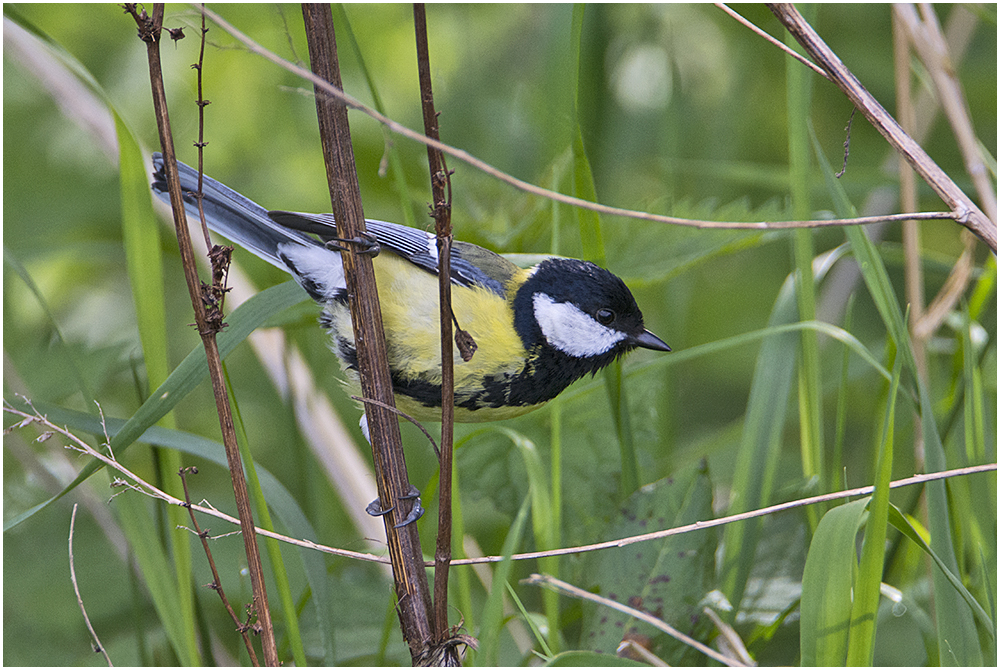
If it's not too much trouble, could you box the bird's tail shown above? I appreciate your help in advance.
[150,153,319,270]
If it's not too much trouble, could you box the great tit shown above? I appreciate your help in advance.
[151,154,670,423]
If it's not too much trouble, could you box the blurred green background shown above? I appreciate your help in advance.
[4,4,996,666]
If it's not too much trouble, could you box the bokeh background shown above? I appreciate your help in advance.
[4,4,996,666]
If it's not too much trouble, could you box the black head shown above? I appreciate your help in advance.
[512,258,669,374]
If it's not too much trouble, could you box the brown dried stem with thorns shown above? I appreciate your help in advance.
[122,3,278,664]
[178,466,260,665]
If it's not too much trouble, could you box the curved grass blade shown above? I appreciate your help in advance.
[887,505,994,636]
[3,279,308,531]
[14,400,335,663]
[117,110,200,664]
[569,5,639,498]
[811,126,985,665]
[475,494,532,666]
[845,352,902,665]
[799,499,868,666]
[496,426,560,652]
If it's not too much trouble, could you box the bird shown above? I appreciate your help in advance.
[151,154,670,425]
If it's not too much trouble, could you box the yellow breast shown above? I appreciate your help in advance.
[329,252,540,422]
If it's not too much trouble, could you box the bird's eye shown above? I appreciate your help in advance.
[595,308,615,325]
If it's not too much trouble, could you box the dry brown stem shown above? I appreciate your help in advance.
[300,4,434,660]
[122,4,278,663]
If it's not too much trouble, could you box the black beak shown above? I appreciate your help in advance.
[632,329,671,352]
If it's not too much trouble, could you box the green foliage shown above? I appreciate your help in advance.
[580,462,715,665]
[4,4,995,666]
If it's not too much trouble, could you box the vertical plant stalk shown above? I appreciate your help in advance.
[892,11,927,472]
[412,3,459,652]
[178,467,259,665]
[299,4,434,661]
[124,5,279,664]
[896,4,997,226]
[784,4,825,519]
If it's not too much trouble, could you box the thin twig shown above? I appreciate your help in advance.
[195,6,972,240]
[413,3,458,652]
[178,467,259,665]
[69,504,113,666]
[351,395,440,458]
[523,574,747,667]
[9,398,994,570]
[715,3,829,80]
[3,398,384,561]
[447,462,998,565]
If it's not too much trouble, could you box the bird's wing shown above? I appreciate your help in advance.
[269,211,519,298]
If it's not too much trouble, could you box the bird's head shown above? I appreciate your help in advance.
[513,258,669,372]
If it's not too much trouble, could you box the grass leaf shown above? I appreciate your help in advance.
[800,499,868,666]
[845,352,902,664]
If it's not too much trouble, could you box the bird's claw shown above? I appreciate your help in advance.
[326,232,380,257]
[366,485,423,527]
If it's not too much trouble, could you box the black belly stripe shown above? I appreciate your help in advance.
[326,316,629,413]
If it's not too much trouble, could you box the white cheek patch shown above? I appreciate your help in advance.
[533,293,626,358]
[278,243,346,300]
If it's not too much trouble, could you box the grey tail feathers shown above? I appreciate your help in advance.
[150,153,319,270]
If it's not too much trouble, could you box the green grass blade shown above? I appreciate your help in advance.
[625,317,893,389]
[450,459,476,637]
[961,304,987,463]
[967,254,996,321]
[786,7,825,519]
[475,493,532,666]
[800,499,868,666]
[810,127,985,665]
[116,112,200,664]
[846,353,902,665]
[3,280,308,531]
[831,293,855,490]
[495,427,560,653]
[226,369,307,667]
[547,396,563,653]
[719,272,798,614]
[888,505,995,636]
[717,243,857,619]
[113,487,200,665]
[603,359,638,498]
[505,581,553,660]
[569,3,606,268]
[569,4,637,498]
[18,400,337,663]
[3,249,95,406]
